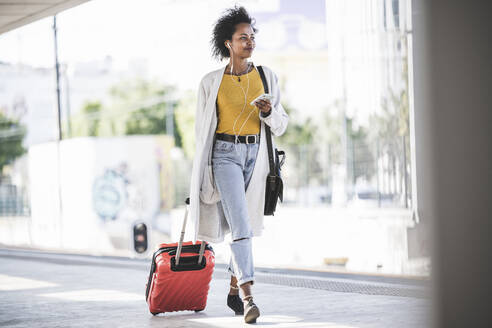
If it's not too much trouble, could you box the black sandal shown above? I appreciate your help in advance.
[227,293,244,315]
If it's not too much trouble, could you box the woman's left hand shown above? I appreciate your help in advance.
[255,99,272,113]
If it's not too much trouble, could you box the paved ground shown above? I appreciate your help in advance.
[0,248,431,327]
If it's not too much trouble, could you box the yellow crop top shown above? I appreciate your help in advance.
[216,68,263,135]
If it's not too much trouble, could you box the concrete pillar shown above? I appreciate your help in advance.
[412,0,492,326]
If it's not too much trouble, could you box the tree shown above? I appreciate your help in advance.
[316,100,345,166]
[174,90,197,159]
[277,103,316,147]
[276,103,322,188]
[367,54,411,199]
[346,117,375,183]
[95,79,173,137]
[368,59,410,161]
[70,79,183,144]
[84,101,102,137]
[75,101,102,137]
[315,100,374,186]
[124,102,182,147]
[0,113,26,176]
[70,101,102,137]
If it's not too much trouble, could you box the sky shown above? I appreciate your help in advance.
[0,0,333,89]
[0,0,408,126]
[0,0,284,86]
[0,0,339,121]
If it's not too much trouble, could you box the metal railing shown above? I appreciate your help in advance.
[0,183,30,216]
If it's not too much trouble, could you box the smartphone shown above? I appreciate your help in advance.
[250,93,274,106]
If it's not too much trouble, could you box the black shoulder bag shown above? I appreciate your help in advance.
[257,66,286,216]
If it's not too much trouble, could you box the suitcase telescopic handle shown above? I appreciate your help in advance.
[175,198,207,266]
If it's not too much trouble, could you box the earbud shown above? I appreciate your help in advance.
[226,42,231,48]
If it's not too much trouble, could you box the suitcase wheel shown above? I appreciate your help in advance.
[151,312,160,316]
[195,309,204,312]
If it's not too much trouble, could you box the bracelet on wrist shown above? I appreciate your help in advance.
[261,109,272,117]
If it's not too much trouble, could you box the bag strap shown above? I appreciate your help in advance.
[176,197,206,265]
[257,66,276,176]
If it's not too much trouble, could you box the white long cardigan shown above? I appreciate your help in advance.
[189,65,289,243]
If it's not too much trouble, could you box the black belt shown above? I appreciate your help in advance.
[215,133,260,144]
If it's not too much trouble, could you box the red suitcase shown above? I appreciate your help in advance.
[145,199,215,315]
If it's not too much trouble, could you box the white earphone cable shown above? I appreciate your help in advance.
[227,44,258,145]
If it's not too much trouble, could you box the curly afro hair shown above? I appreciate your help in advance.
[211,6,258,61]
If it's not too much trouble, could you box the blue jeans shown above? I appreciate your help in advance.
[212,139,259,286]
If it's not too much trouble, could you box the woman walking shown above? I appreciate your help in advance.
[189,6,288,324]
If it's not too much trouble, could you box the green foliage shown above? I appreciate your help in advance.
[367,54,411,196]
[70,79,183,146]
[316,100,344,165]
[369,53,410,141]
[124,102,182,147]
[174,91,197,159]
[70,101,102,137]
[314,99,375,182]
[125,104,167,135]
[84,101,101,137]
[0,113,26,174]
[368,84,411,163]
[101,79,175,137]
[346,117,375,182]
[276,103,315,147]
[276,103,323,188]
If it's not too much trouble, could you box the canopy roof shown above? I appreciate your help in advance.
[0,0,91,35]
